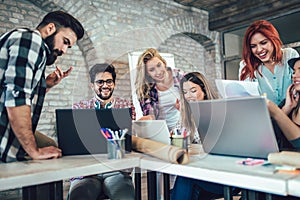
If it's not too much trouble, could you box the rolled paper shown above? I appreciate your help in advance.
[268,151,300,168]
[132,135,189,164]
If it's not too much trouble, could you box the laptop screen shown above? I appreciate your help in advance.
[133,120,170,144]
[56,108,132,156]
[189,97,279,158]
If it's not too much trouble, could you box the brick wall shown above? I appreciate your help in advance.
[0,0,221,139]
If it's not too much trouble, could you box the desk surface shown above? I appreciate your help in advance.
[1,151,299,198]
[288,175,300,197]
[0,153,140,191]
[140,153,297,196]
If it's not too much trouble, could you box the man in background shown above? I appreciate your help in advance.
[69,63,135,200]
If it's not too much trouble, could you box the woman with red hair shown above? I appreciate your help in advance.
[239,20,299,105]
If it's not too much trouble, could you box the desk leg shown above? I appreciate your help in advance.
[134,167,142,200]
[22,180,63,200]
[242,189,258,200]
[265,193,273,200]
[163,173,170,200]
[223,186,233,200]
[147,171,157,200]
[241,189,273,200]
[241,189,247,199]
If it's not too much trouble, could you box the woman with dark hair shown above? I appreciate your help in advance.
[267,57,300,150]
[178,72,218,143]
[171,72,233,200]
[239,20,299,105]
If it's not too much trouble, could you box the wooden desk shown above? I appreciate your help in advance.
[139,153,297,200]
[0,153,141,200]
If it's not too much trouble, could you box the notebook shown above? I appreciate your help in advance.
[189,97,279,159]
[133,120,170,144]
[56,108,132,156]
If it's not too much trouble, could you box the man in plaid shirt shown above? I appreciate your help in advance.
[0,11,84,162]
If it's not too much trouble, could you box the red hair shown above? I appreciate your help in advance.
[240,20,283,80]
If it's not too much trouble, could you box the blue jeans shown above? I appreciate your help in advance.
[171,176,231,200]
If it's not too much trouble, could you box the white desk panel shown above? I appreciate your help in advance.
[140,153,295,196]
[0,153,140,191]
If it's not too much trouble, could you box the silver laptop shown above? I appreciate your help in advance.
[133,120,170,144]
[189,97,279,159]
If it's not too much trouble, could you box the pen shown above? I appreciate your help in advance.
[236,158,265,165]
[101,128,115,145]
[107,128,116,139]
[114,131,120,139]
[183,128,187,137]
[120,128,128,140]
[100,129,108,139]
[101,128,112,139]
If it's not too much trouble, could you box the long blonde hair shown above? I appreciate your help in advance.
[135,48,167,100]
[180,72,218,138]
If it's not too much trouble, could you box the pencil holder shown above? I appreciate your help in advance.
[170,135,188,151]
[107,138,125,159]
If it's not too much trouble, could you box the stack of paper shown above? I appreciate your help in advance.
[215,79,260,98]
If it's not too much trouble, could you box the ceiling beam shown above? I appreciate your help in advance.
[209,0,300,31]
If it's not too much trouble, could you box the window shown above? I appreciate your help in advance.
[222,11,300,80]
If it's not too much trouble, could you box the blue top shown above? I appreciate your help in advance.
[290,137,300,149]
[239,48,299,105]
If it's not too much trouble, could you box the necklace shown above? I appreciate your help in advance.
[156,70,173,91]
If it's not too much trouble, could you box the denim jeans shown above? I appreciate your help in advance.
[171,176,232,200]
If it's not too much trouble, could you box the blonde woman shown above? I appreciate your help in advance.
[135,48,184,130]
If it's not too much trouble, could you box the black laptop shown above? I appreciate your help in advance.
[55,108,132,156]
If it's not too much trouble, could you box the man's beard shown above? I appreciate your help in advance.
[97,88,114,100]
[44,33,63,66]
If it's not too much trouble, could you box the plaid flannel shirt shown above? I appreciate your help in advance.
[73,96,131,109]
[0,29,49,162]
[72,96,136,119]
